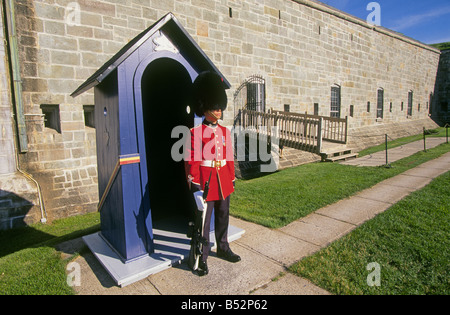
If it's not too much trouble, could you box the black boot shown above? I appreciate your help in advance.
[217,248,241,263]
[197,260,208,276]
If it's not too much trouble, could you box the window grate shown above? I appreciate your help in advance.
[377,88,384,119]
[408,91,413,116]
[330,85,341,118]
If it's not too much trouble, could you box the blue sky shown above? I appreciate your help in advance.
[320,0,450,44]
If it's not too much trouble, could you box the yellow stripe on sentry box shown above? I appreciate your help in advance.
[120,154,140,165]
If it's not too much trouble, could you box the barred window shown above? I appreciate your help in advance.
[377,88,384,119]
[408,91,413,116]
[246,78,266,112]
[234,75,266,119]
[330,85,341,118]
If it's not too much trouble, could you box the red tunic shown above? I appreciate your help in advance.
[185,122,235,201]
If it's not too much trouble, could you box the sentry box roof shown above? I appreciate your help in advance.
[72,12,230,97]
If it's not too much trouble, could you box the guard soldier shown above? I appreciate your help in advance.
[185,71,241,276]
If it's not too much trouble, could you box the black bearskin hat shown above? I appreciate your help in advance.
[191,71,227,117]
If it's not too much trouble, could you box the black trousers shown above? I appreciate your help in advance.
[201,196,230,262]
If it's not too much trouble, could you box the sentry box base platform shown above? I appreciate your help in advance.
[83,219,245,288]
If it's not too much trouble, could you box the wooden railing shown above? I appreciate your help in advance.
[321,115,348,144]
[236,109,348,153]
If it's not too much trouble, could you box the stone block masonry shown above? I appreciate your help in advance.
[0,173,41,229]
[0,3,43,229]
[1,0,441,224]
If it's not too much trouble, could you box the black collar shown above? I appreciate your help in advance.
[203,119,218,128]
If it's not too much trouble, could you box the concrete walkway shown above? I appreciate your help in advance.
[63,148,450,295]
[341,137,447,166]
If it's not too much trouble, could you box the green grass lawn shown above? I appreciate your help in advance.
[0,245,73,295]
[289,171,450,295]
[358,127,448,157]
[231,141,450,228]
[0,133,448,295]
[0,212,100,295]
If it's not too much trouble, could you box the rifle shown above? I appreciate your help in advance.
[188,171,213,272]
[203,172,211,201]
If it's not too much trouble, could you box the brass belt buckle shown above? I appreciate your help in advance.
[214,160,221,168]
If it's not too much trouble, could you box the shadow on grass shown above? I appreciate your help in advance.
[0,207,100,258]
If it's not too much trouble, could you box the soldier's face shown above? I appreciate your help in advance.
[205,109,222,122]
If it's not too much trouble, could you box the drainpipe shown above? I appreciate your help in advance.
[13,149,48,224]
[3,1,47,223]
[4,0,28,153]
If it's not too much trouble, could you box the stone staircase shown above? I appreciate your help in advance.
[320,142,358,163]
[277,141,358,170]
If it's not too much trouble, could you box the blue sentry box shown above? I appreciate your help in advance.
[72,13,243,284]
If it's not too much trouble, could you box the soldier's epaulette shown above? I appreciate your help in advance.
[190,124,203,132]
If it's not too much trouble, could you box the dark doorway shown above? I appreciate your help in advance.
[141,58,195,224]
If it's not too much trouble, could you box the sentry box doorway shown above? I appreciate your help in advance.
[72,13,244,287]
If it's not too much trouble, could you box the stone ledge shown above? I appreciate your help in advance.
[0,172,40,230]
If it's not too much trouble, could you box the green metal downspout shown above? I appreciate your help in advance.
[4,0,28,152]
[2,0,46,223]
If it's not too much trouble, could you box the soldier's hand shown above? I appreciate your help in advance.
[193,190,207,211]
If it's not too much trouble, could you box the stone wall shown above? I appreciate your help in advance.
[0,173,41,229]
[1,3,40,229]
[2,0,442,223]
[347,118,440,152]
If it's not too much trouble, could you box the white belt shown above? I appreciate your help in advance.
[201,160,227,168]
